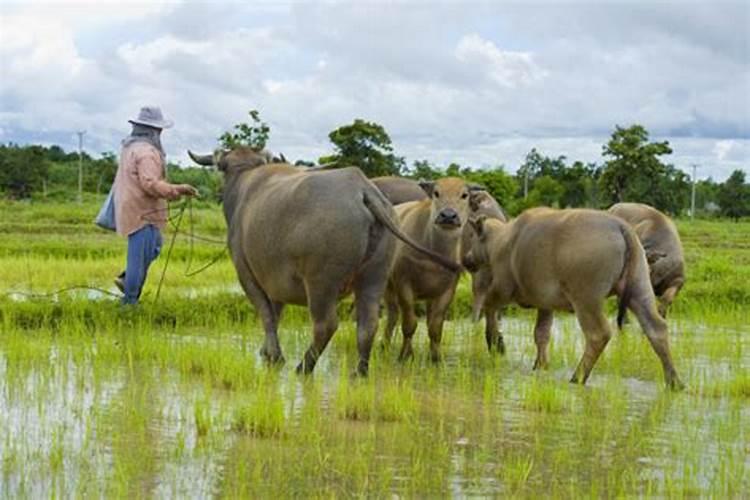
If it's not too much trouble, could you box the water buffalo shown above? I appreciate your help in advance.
[188,147,459,376]
[463,207,683,389]
[608,202,685,318]
[461,191,508,328]
[383,177,485,362]
[371,176,508,352]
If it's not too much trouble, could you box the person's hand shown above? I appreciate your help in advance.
[176,184,199,197]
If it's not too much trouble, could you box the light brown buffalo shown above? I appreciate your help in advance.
[608,202,685,318]
[463,207,683,389]
[383,177,484,361]
[463,190,508,351]
[188,147,459,376]
[372,176,508,352]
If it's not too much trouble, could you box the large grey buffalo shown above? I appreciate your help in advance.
[463,207,684,389]
[371,176,428,205]
[608,202,685,318]
[188,147,459,376]
[372,176,508,352]
[383,177,485,362]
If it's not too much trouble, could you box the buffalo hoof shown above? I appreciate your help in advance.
[260,346,285,365]
[569,373,585,385]
[295,354,317,375]
[355,360,369,377]
[532,357,548,370]
[496,339,506,355]
[397,346,414,362]
[429,350,442,364]
[295,362,314,375]
[667,376,686,392]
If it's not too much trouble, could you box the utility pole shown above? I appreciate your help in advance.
[690,164,698,221]
[77,130,86,203]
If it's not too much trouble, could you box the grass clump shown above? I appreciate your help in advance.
[231,377,286,438]
[520,376,570,413]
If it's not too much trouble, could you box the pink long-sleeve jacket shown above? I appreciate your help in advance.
[113,142,176,236]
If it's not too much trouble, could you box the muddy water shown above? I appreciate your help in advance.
[1,315,748,497]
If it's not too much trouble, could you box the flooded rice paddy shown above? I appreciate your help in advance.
[1,311,748,497]
[1,203,748,496]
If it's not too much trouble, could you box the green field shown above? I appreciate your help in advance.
[0,198,748,497]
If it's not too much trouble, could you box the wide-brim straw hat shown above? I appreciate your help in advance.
[128,106,174,129]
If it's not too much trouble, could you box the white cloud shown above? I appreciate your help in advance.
[454,34,547,87]
[0,1,748,181]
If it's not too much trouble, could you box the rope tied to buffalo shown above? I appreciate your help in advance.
[2,198,227,302]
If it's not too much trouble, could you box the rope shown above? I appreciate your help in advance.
[153,199,186,302]
[3,198,228,303]
[3,286,122,299]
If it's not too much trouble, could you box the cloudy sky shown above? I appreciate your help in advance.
[1,0,748,180]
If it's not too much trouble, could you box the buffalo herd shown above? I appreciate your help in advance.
[188,147,685,390]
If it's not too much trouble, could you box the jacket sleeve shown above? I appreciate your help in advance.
[134,149,176,199]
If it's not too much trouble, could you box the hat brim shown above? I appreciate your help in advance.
[129,118,174,129]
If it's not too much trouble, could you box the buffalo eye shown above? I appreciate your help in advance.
[434,190,440,198]
[461,192,468,199]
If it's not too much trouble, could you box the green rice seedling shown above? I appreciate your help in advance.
[231,374,286,438]
[520,376,570,414]
[194,397,212,438]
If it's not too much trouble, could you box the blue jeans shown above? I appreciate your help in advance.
[122,224,162,305]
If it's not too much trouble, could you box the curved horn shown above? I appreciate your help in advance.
[279,153,287,163]
[188,150,214,166]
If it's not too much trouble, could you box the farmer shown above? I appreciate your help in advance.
[113,106,197,305]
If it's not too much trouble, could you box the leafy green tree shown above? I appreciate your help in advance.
[408,159,442,180]
[0,144,50,198]
[323,119,405,177]
[516,149,599,208]
[695,178,721,214]
[219,109,270,150]
[718,170,749,221]
[460,165,518,214]
[599,124,673,207]
[557,161,599,208]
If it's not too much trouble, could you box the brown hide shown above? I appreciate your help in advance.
[383,177,479,361]
[187,147,457,376]
[464,207,683,389]
[608,202,685,317]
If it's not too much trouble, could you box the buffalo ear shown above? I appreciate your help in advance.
[418,179,436,197]
[469,190,488,212]
[469,215,488,239]
[213,149,229,172]
[646,249,667,265]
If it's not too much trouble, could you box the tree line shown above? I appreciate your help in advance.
[1,114,747,219]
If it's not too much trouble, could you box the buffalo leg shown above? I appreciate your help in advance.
[382,288,399,348]
[297,286,339,375]
[484,305,505,354]
[629,296,684,390]
[571,302,612,384]
[532,309,553,369]
[233,255,285,364]
[354,278,388,377]
[426,288,455,363]
[397,288,418,361]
